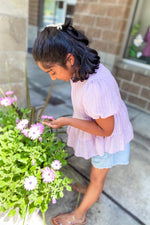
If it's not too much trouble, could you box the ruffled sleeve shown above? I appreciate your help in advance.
[82,76,121,119]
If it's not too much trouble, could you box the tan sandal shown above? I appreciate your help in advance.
[51,212,86,225]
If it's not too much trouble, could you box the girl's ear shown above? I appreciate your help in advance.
[66,53,75,66]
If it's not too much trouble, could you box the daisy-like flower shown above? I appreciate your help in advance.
[28,125,41,140]
[41,167,55,183]
[21,129,29,137]
[41,115,48,119]
[51,160,62,170]
[136,51,142,58]
[0,97,14,106]
[52,197,57,204]
[5,90,14,96]
[36,123,44,134]
[16,119,29,131]
[24,175,37,191]
[41,115,54,120]
[134,34,143,47]
[39,137,43,142]
[48,116,54,120]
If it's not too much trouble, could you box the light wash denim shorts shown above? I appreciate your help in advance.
[91,143,130,169]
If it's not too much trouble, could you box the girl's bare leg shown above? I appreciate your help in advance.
[74,166,110,219]
[53,166,110,224]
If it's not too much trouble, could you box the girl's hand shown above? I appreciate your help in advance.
[42,117,68,129]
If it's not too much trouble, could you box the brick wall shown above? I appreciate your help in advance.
[115,66,150,113]
[29,0,40,26]
[73,0,132,55]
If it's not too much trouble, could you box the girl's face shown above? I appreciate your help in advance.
[37,54,75,82]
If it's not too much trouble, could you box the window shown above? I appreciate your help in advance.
[124,0,150,66]
[41,0,76,28]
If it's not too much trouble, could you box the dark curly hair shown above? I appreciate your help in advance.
[32,22,100,82]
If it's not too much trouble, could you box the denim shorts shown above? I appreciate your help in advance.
[91,143,130,169]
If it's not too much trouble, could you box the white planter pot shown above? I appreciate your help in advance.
[0,208,43,225]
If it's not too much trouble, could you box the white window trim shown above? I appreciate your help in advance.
[119,0,138,58]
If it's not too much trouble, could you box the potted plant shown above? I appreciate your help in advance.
[0,89,72,225]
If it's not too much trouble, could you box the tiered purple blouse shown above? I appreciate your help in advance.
[67,64,133,159]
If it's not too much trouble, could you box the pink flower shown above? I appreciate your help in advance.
[13,95,18,102]
[51,160,62,170]
[16,119,29,130]
[28,126,41,140]
[36,123,44,134]
[41,115,48,119]
[41,167,55,183]
[41,115,54,120]
[5,90,14,96]
[28,123,44,140]
[24,176,37,191]
[52,197,56,204]
[39,137,43,142]
[21,129,29,137]
[30,123,44,133]
[16,118,20,123]
[32,160,35,166]
[47,116,54,120]
[0,97,14,106]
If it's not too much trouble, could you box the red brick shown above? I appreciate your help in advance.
[117,0,132,5]
[115,77,122,86]
[115,67,133,81]
[90,40,108,52]
[112,19,127,32]
[128,95,147,108]
[100,0,117,3]
[80,15,96,26]
[121,81,140,95]
[81,0,98,2]
[96,17,113,29]
[141,87,150,100]
[107,43,121,54]
[73,14,81,24]
[75,3,90,14]
[120,90,128,101]
[86,28,101,39]
[102,30,123,43]
[133,73,150,88]
[147,103,150,112]
[89,4,108,16]
[107,6,130,19]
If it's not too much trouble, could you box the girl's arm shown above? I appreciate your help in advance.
[43,115,114,137]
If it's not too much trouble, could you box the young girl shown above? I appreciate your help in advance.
[32,22,133,225]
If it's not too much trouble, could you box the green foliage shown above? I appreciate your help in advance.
[130,23,140,36]
[128,23,142,59]
[0,98,72,224]
[129,44,138,58]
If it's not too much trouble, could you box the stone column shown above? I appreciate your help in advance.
[0,0,28,107]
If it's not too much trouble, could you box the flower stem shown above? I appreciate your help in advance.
[43,212,46,225]
[22,211,27,225]
[22,204,29,225]
[0,88,5,97]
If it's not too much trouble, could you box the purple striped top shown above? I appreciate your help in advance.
[67,64,133,159]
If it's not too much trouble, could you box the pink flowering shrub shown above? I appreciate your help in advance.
[0,91,72,224]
